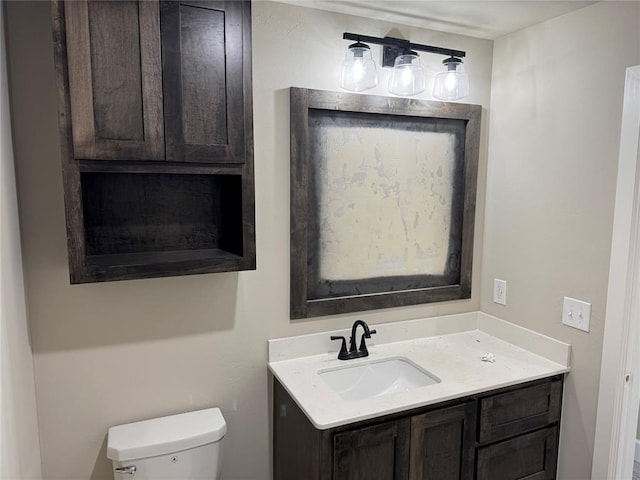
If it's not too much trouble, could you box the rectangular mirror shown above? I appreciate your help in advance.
[290,88,482,319]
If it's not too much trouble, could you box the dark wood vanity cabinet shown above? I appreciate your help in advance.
[476,426,558,480]
[410,403,476,480]
[52,0,255,283]
[475,379,562,480]
[273,376,563,480]
[333,419,410,480]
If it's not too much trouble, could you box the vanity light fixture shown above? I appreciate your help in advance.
[341,32,468,100]
[388,50,425,96]
[340,42,378,92]
[433,56,470,101]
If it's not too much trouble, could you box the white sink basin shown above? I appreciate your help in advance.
[318,357,440,401]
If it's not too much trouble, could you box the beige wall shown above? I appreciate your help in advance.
[9,1,640,478]
[481,2,640,479]
[1,4,43,479]
[4,1,492,478]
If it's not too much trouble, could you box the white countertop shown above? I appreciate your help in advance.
[268,312,570,430]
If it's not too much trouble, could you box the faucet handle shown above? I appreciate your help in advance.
[330,336,349,360]
[358,329,376,355]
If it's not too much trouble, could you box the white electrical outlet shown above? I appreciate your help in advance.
[493,279,507,305]
[562,296,591,332]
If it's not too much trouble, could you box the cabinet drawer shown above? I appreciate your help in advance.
[476,426,558,480]
[478,380,562,444]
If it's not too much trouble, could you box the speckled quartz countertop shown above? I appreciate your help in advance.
[268,312,571,430]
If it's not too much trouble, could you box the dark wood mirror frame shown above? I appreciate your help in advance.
[290,87,482,319]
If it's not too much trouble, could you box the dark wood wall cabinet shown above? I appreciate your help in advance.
[274,375,564,480]
[52,0,255,283]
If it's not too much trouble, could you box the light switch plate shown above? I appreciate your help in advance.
[562,296,591,332]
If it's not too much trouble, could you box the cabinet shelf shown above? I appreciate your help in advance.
[72,170,248,282]
[81,247,246,282]
[77,159,245,175]
[86,248,243,268]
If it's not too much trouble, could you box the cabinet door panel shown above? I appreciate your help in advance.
[64,0,164,160]
[410,402,475,480]
[180,5,227,146]
[476,426,558,480]
[161,0,247,163]
[334,420,410,480]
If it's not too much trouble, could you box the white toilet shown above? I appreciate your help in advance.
[107,408,226,479]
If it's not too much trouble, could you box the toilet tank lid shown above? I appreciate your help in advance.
[107,407,226,461]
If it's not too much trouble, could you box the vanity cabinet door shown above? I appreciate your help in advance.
[333,419,410,480]
[476,426,559,480]
[63,0,164,161]
[409,402,476,480]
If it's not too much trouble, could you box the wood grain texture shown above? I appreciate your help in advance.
[238,0,256,271]
[290,87,481,319]
[478,379,563,444]
[410,402,476,480]
[459,101,482,297]
[53,0,255,283]
[52,0,87,284]
[88,1,144,141]
[161,0,246,164]
[290,87,310,319]
[274,379,324,480]
[64,0,164,160]
[333,419,410,480]
[476,427,559,480]
[273,375,564,480]
[180,4,226,145]
[78,160,243,176]
[305,285,469,318]
[80,172,242,257]
[82,252,245,283]
[85,249,242,267]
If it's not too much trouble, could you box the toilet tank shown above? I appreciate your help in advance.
[107,408,226,480]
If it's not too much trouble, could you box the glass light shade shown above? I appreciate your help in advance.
[388,53,425,96]
[433,61,470,101]
[340,44,377,92]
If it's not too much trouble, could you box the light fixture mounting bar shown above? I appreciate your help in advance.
[343,32,466,62]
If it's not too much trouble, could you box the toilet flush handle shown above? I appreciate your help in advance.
[115,465,137,475]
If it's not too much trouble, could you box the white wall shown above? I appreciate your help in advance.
[0,4,43,479]
[4,1,493,478]
[481,2,640,479]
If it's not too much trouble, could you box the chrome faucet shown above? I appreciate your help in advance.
[330,320,377,360]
